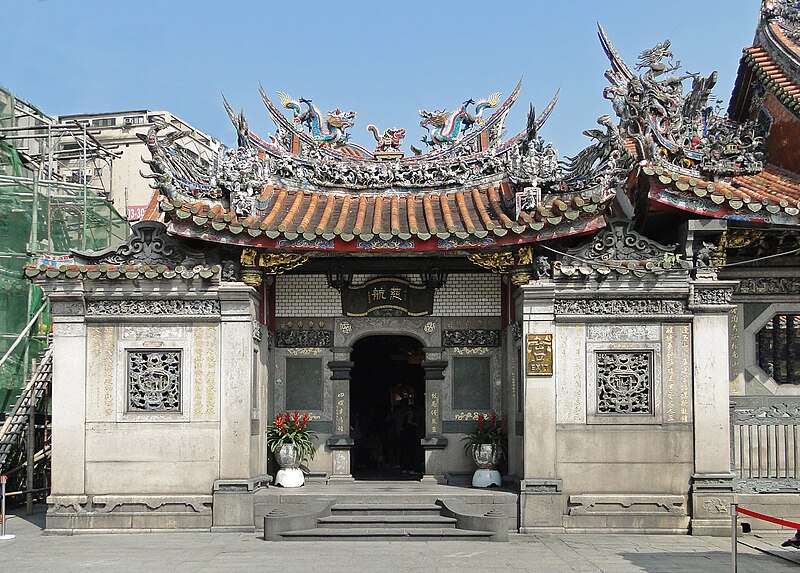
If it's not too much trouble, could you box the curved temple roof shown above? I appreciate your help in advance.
[136,11,800,257]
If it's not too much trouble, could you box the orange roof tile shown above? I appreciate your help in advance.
[743,45,800,115]
[645,163,800,224]
[159,183,613,248]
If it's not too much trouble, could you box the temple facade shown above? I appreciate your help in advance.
[27,2,800,535]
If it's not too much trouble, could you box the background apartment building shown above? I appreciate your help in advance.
[56,110,221,221]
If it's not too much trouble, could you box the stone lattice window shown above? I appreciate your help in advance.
[127,350,182,412]
[757,314,800,385]
[596,351,652,415]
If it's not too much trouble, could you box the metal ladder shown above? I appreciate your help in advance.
[0,346,53,469]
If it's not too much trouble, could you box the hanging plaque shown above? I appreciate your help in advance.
[342,277,434,317]
[526,333,553,376]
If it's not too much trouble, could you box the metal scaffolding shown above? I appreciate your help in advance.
[0,85,129,413]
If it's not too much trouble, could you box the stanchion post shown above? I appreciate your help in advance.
[0,474,15,540]
[731,503,738,573]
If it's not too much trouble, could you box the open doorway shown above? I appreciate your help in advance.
[350,335,425,480]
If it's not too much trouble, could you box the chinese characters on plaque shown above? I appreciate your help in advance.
[526,333,553,376]
[342,277,434,317]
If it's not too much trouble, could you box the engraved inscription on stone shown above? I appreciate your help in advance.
[127,350,181,412]
[596,351,652,415]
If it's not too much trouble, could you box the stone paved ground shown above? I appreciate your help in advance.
[2,506,800,572]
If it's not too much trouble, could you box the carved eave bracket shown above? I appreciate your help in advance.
[467,247,552,286]
[239,248,308,287]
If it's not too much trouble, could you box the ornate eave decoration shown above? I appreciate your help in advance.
[598,24,766,179]
[554,220,690,278]
[238,248,308,287]
[763,0,800,45]
[24,221,220,282]
[468,247,552,285]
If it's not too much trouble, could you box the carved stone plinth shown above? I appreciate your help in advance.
[566,494,689,533]
[420,436,448,484]
[691,473,735,536]
[518,479,564,533]
[46,494,213,532]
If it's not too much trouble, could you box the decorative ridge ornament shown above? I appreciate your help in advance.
[763,0,800,44]
[597,23,765,178]
[72,221,206,268]
[277,92,357,148]
[555,220,690,278]
[418,92,501,148]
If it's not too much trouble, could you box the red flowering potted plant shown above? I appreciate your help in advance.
[267,411,317,487]
[461,412,507,488]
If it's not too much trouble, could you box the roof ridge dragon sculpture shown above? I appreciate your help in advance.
[598,23,765,176]
[418,92,502,147]
[277,92,357,148]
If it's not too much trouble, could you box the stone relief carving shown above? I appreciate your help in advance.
[252,320,262,342]
[734,478,800,494]
[286,348,324,356]
[451,347,492,355]
[587,324,660,342]
[87,300,220,316]
[555,299,686,315]
[442,329,500,347]
[736,277,800,294]
[53,323,85,337]
[127,350,181,412]
[121,326,186,340]
[72,221,205,268]
[556,221,688,277]
[693,288,733,306]
[734,403,800,424]
[274,330,333,348]
[596,351,652,415]
[701,498,730,514]
[52,301,84,316]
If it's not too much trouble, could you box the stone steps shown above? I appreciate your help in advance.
[272,502,496,541]
[318,513,457,529]
[277,526,494,541]
[329,503,442,516]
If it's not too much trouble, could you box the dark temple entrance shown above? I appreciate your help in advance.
[350,335,425,480]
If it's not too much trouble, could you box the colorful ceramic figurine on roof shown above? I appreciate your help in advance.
[419,92,502,147]
[277,92,357,148]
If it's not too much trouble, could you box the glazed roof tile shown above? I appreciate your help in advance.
[742,44,800,115]
[645,162,800,224]
[160,184,611,249]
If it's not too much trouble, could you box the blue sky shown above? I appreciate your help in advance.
[6,0,760,157]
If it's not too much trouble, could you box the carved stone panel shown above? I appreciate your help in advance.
[555,299,687,316]
[596,351,652,415]
[127,350,182,412]
[88,299,220,316]
[587,342,662,425]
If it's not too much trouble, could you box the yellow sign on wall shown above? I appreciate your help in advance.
[526,333,553,376]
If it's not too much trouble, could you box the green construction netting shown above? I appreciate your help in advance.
[0,87,130,412]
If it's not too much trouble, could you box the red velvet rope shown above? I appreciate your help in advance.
[736,506,800,530]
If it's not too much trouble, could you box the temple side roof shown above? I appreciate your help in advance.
[642,162,800,225]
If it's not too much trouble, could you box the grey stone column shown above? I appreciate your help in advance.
[46,282,88,501]
[689,280,737,536]
[421,355,448,484]
[327,355,354,482]
[514,282,563,532]
[218,283,259,479]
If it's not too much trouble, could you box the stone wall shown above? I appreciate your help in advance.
[43,279,263,532]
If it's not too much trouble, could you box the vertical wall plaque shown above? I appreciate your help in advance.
[526,333,553,376]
